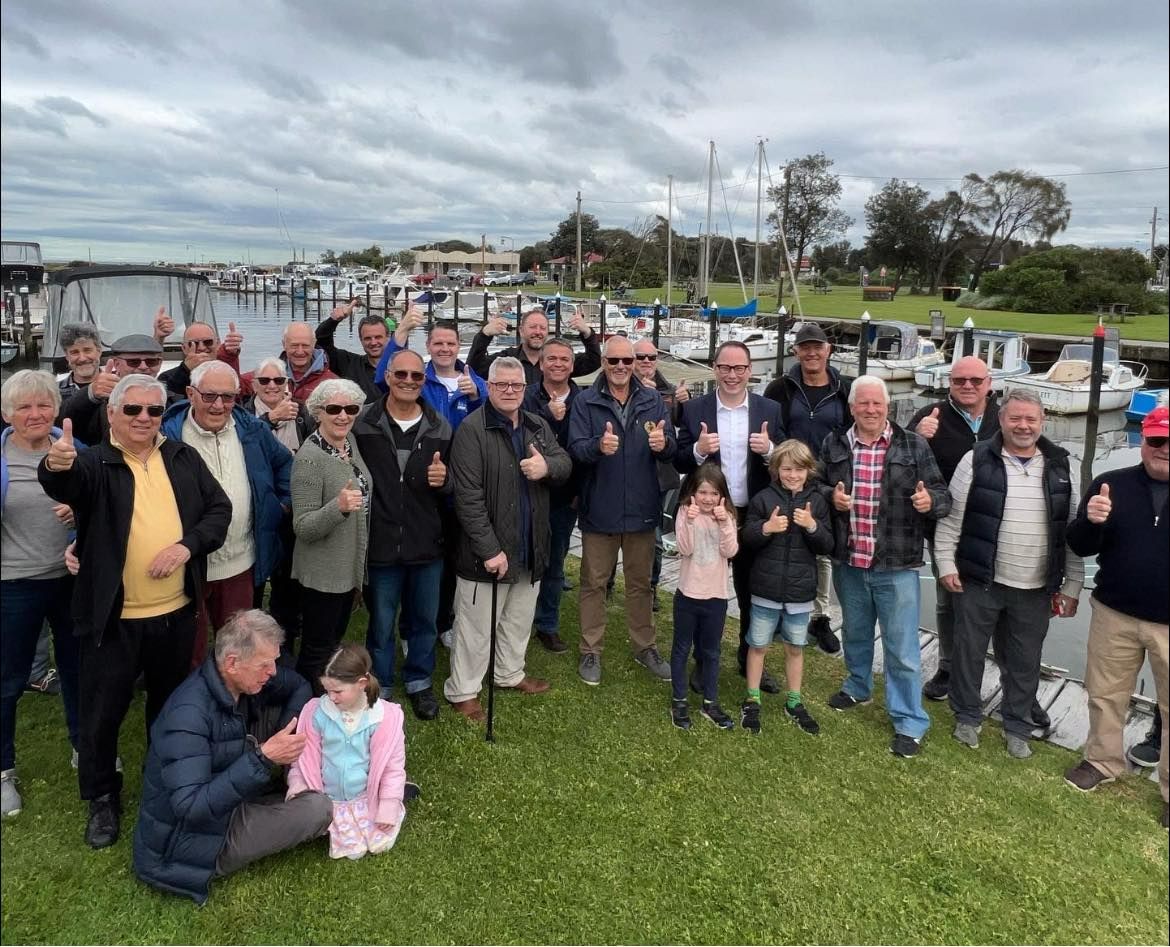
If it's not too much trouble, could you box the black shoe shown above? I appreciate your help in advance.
[403,780,421,802]
[738,665,782,694]
[701,700,735,730]
[923,668,950,701]
[535,630,568,654]
[827,690,872,711]
[1031,700,1051,731]
[784,701,820,735]
[671,699,692,731]
[25,668,61,695]
[1127,727,1161,768]
[562,579,574,591]
[741,700,762,735]
[809,616,840,655]
[408,687,440,721]
[890,733,922,758]
[84,795,120,849]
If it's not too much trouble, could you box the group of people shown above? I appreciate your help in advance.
[1,304,1166,904]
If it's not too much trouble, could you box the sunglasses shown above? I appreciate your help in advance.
[634,353,657,362]
[951,376,989,386]
[118,356,162,369]
[605,357,634,366]
[391,370,426,382]
[1146,436,1168,448]
[322,404,360,416]
[194,390,236,405]
[121,404,165,417]
[256,376,287,386]
[185,338,216,350]
[489,382,526,393]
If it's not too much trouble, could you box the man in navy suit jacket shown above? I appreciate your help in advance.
[675,341,786,693]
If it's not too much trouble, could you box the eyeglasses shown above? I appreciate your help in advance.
[118,356,162,369]
[1146,436,1168,448]
[256,376,287,386]
[185,338,216,350]
[489,382,526,393]
[634,353,657,362]
[194,390,236,405]
[714,364,750,375]
[951,376,989,387]
[322,404,361,416]
[120,404,165,417]
[390,370,426,382]
[604,357,634,366]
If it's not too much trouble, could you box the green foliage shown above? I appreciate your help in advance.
[548,212,602,260]
[390,249,416,269]
[410,240,478,254]
[335,244,384,269]
[823,266,842,283]
[978,247,1156,313]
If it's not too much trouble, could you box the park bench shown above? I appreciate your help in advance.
[862,286,896,302]
[811,282,833,294]
[1098,302,1131,323]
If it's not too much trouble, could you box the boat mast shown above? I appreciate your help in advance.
[666,174,673,310]
[753,138,763,302]
[701,140,714,304]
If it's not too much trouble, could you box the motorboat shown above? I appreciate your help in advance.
[1125,388,1168,423]
[667,321,786,362]
[830,320,944,380]
[915,328,1030,391]
[1010,344,1147,415]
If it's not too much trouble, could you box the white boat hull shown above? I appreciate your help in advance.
[831,352,945,381]
[1009,377,1144,414]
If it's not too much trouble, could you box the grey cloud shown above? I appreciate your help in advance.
[0,22,48,57]
[2,104,67,137]
[36,96,109,127]
[247,65,327,106]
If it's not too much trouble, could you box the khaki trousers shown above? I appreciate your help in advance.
[443,572,540,703]
[578,530,656,655]
[1082,598,1169,802]
[811,555,833,620]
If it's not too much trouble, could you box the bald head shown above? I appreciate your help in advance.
[602,336,634,392]
[950,356,992,411]
[604,336,634,358]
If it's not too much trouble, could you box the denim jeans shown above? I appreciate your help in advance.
[1,576,80,771]
[832,563,930,740]
[533,503,578,633]
[366,561,443,696]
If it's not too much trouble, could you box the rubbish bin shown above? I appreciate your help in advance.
[941,286,962,302]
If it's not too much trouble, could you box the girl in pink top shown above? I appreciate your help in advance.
[670,463,739,731]
[287,644,407,860]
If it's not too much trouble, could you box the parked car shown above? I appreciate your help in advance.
[447,268,475,283]
[483,271,513,286]
[413,271,438,285]
[509,271,537,286]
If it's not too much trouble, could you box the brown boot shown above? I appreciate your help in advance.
[502,677,550,695]
[446,697,485,722]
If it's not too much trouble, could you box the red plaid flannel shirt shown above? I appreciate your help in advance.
[847,423,892,569]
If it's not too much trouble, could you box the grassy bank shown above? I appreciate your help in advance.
[2,562,1166,944]
[555,283,1169,343]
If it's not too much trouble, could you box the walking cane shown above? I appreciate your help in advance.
[486,575,500,743]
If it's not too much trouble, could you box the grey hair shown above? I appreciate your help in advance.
[58,323,102,351]
[109,374,167,408]
[214,608,284,663]
[306,378,366,414]
[488,356,525,381]
[1,369,62,418]
[281,321,315,346]
[189,359,240,391]
[848,375,889,405]
[254,356,286,379]
[603,335,634,356]
[1000,387,1045,413]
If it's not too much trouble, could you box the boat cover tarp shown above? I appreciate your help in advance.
[699,299,758,319]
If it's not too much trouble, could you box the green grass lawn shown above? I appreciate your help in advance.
[2,561,1167,945]
[557,283,1170,343]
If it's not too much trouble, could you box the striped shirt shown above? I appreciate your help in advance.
[847,423,892,569]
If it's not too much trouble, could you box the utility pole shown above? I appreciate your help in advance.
[1150,207,1160,264]
[666,174,673,309]
[481,234,486,276]
[575,190,583,293]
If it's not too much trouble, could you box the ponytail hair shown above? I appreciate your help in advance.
[322,642,380,707]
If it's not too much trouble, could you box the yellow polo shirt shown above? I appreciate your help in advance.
[116,435,190,619]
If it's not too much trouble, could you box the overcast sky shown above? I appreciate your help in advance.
[2,0,1167,264]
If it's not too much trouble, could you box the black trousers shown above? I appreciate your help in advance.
[78,604,197,800]
[693,506,755,673]
[297,587,356,696]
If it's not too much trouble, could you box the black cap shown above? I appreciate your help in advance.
[109,333,164,354]
[793,323,829,345]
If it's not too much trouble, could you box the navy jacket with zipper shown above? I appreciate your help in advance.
[569,375,677,533]
[763,363,852,460]
[350,398,454,566]
[522,378,583,506]
[743,482,835,603]
[37,437,231,641]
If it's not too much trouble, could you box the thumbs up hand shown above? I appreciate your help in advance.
[426,451,447,488]
[260,716,307,765]
[600,421,620,455]
[764,505,789,535]
[457,363,478,397]
[832,481,852,512]
[519,444,548,481]
[911,479,933,513]
[793,500,817,532]
[712,497,730,523]
[749,420,771,455]
[338,478,364,513]
[153,305,175,342]
[647,419,666,453]
[223,321,243,355]
[90,362,120,401]
[674,383,690,403]
[697,421,719,456]
[548,397,567,421]
[483,316,510,338]
[47,418,78,472]
[916,406,941,440]
[1086,481,1112,524]
[686,496,700,520]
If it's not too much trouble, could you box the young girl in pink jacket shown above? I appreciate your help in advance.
[287,643,407,860]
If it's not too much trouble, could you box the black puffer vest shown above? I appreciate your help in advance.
[955,433,1071,593]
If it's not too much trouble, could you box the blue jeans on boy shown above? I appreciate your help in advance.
[1,576,80,771]
[832,563,930,740]
[671,593,727,702]
[534,503,577,633]
[366,561,443,697]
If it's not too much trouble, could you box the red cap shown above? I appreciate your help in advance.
[1142,405,1169,437]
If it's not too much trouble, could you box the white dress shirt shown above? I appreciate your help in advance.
[694,393,751,507]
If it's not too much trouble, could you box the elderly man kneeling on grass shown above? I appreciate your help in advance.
[133,609,331,905]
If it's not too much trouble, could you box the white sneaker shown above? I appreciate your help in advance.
[1,770,22,817]
[71,751,123,772]
[440,629,454,649]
